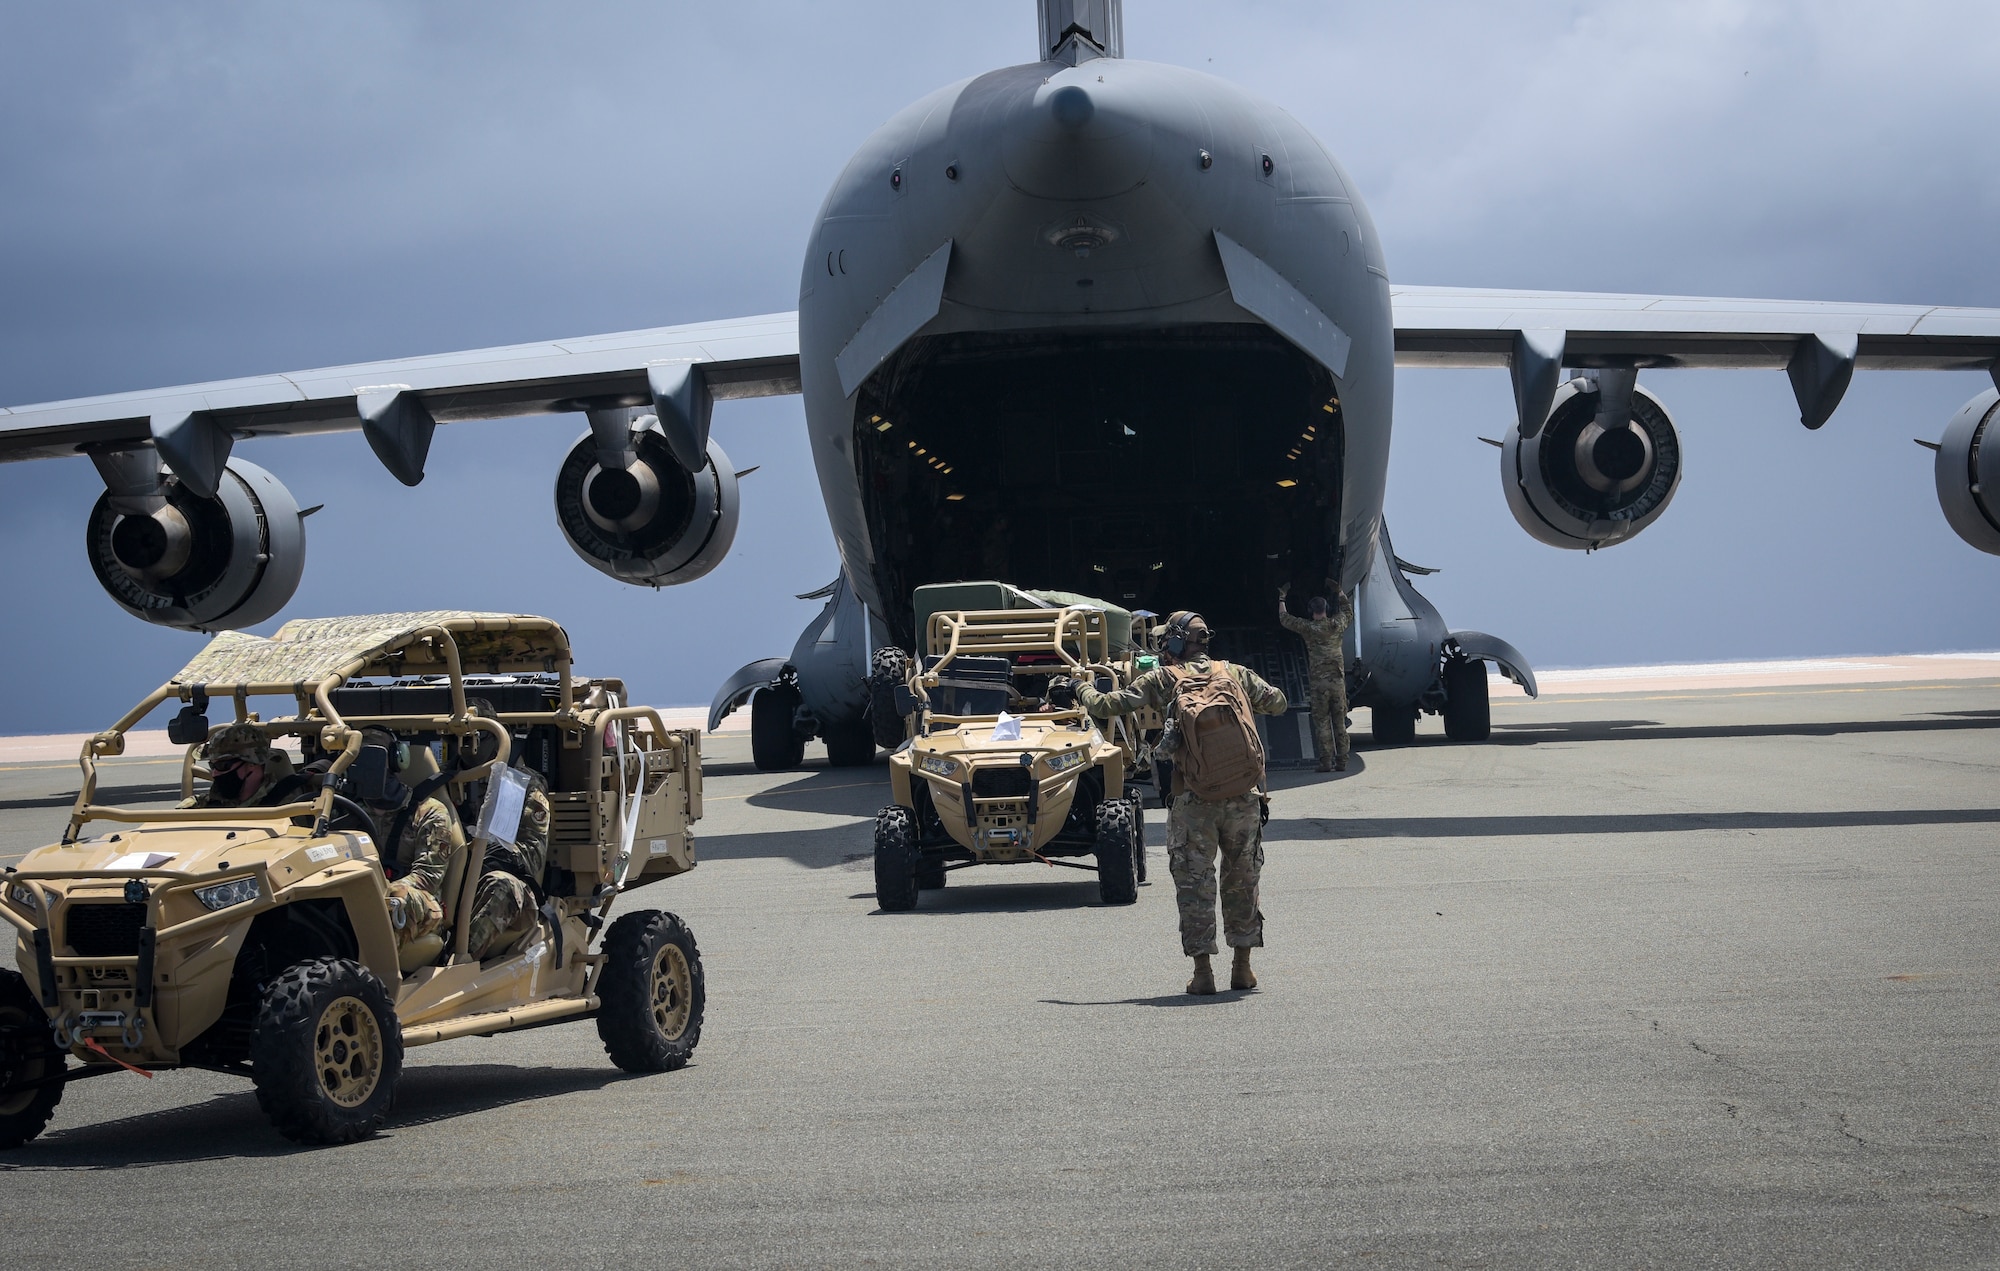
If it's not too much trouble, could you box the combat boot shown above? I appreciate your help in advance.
[1334,755,1347,772]
[1231,946,1257,991]
[1186,954,1216,995]
[1315,759,1332,773]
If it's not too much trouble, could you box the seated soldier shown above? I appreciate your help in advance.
[459,700,554,961]
[357,727,465,960]
[182,722,296,809]
[466,762,553,960]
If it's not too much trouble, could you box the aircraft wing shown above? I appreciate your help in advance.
[0,310,802,466]
[1391,284,2000,371]
[1389,284,2000,432]
[8,286,1999,474]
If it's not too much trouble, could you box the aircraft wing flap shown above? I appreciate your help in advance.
[1393,285,2000,371]
[0,311,801,463]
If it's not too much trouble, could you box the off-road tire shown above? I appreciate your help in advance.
[868,647,913,749]
[751,684,806,771]
[1441,656,1491,742]
[249,957,402,1146]
[1132,800,1149,884]
[0,968,64,1150]
[915,854,948,890]
[874,806,920,912]
[597,909,705,1073]
[1095,799,1139,906]
[1371,701,1418,747]
[824,719,877,768]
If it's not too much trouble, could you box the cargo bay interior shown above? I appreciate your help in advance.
[856,325,1345,651]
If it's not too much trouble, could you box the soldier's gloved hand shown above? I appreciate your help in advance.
[1278,582,1291,598]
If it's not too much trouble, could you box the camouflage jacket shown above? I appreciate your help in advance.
[392,794,465,907]
[1079,656,1290,720]
[1279,592,1353,675]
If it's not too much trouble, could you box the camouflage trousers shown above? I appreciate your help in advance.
[1165,791,1265,956]
[386,880,443,949]
[1309,666,1349,764]
[466,871,538,962]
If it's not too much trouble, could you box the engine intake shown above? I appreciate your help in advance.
[554,420,739,585]
[1502,376,1682,550]
[85,458,307,630]
[1930,387,2000,555]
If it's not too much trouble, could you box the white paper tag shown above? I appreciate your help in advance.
[649,838,668,857]
[106,852,174,870]
[476,765,531,847]
[305,845,341,863]
[990,712,1022,742]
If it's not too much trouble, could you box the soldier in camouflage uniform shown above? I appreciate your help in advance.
[454,701,553,961]
[1279,586,1354,772]
[358,728,463,956]
[465,764,554,961]
[182,722,295,809]
[1076,612,1289,995]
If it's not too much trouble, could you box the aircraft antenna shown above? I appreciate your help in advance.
[1039,0,1122,65]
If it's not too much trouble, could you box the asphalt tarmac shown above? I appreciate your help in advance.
[4,679,1997,1269]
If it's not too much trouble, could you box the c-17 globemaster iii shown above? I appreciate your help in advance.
[2,0,1997,767]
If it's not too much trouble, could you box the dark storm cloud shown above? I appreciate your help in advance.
[2,2,1997,733]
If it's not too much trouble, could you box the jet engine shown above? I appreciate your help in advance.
[1929,387,2000,555]
[1501,374,1683,550]
[553,415,740,585]
[85,458,307,631]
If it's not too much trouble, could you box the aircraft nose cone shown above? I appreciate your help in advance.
[1003,75,1151,200]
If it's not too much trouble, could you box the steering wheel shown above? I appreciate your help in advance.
[322,793,381,842]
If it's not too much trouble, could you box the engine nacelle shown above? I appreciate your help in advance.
[85,458,307,631]
[554,422,739,585]
[1502,377,1683,550]
[1932,388,2000,555]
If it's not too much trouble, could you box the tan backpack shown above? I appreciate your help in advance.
[1168,661,1266,801]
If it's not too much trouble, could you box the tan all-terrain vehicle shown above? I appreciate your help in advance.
[1,612,703,1147]
[873,592,1162,911]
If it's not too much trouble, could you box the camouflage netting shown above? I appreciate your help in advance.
[172,612,571,690]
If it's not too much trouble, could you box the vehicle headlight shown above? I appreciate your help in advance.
[6,882,38,911]
[194,877,260,911]
[917,754,959,779]
[1042,748,1088,775]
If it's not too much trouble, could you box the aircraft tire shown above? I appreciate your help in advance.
[0,968,65,1150]
[867,647,912,749]
[1371,702,1418,747]
[751,685,806,770]
[824,719,877,768]
[597,910,705,1073]
[1095,799,1139,906]
[1441,657,1491,742]
[249,957,402,1146]
[874,807,920,912]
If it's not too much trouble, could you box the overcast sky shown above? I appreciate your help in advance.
[3,1,1997,734]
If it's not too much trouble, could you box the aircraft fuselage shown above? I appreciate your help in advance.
[796,57,1394,645]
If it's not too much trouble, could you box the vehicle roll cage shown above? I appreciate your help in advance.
[50,614,676,847]
[912,607,1122,722]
